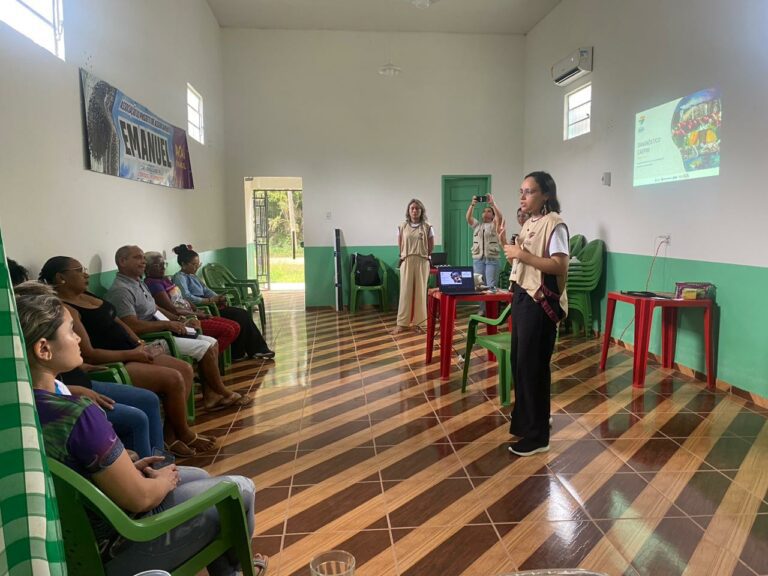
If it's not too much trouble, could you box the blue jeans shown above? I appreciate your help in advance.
[472,258,499,289]
[91,381,163,458]
[473,258,499,314]
[105,467,256,576]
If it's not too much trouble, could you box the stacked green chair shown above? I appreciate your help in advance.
[497,260,512,290]
[201,263,266,336]
[566,239,606,336]
[569,234,587,260]
[49,458,256,576]
[349,256,388,313]
[461,304,513,406]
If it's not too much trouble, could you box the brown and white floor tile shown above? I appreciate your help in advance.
[179,291,768,576]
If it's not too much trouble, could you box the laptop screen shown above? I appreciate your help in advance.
[437,266,475,293]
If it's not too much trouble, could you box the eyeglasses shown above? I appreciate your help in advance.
[64,266,88,274]
[519,188,540,197]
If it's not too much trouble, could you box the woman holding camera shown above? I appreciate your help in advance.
[15,285,266,576]
[394,199,433,334]
[466,194,503,294]
[502,171,569,457]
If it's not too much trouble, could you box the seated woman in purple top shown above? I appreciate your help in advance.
[15,284,267,576]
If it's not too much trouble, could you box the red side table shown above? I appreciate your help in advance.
[599,291,715,388]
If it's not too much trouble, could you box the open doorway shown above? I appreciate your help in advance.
[244,177,304,311]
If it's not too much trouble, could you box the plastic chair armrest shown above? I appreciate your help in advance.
[142,331,180,356]
[467,313,508,327]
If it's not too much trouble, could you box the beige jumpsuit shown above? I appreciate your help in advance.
[396,222,431,328]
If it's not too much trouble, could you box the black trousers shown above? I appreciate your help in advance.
[509,286,559,444]
[220,306,268,357]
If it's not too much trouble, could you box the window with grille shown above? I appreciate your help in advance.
[1,0,65,60]
[187,83,204,144]
[564,83,591,140]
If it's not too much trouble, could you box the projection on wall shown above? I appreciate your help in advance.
[633,88,721,187]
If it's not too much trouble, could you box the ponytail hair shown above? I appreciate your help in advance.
[172,244,198,267]
[38,256,73,285]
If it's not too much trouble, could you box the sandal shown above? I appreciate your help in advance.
[221,392,254,408]
[205,392,254,411]
[253,553,268,576]
[185,433,218,454]
[204,395,232,412]
[165,439,196,458]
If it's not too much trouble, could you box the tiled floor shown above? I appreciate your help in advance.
[183,293,768,576]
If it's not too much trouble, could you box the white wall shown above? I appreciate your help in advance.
[0,0,226,276]
[221,29,525,248]
[524,0,768,267]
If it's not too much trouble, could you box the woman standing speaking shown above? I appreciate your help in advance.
[503,171,569,457]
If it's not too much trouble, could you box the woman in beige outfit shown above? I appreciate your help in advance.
[394,199,434,333]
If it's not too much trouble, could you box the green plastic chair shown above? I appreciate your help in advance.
[498,260,512,290]
[566,239,605,335]
[195,301,232,373]
[48,458,256,576]
[461,304,513,406]
[201,263,266,336]
[569,234,587,259]
[349,256,388,313]
[94,331,197,423]
[143,330,198,423]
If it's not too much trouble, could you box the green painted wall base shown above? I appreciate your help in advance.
[86,247,247,297]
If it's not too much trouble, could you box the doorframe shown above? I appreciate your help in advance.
[441,174,492,263]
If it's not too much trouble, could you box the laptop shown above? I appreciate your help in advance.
[437,266,480,295]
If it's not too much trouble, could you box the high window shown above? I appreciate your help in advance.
[0,0,65,60]
[564,83,591,140]
[186,84,204,144]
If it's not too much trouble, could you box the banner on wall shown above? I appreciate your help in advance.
[80,69,194,189]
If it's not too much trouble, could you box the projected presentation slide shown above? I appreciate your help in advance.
[633,87,721,187]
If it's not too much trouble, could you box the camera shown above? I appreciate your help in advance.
[509,234,519,245]
[475,195,488,203]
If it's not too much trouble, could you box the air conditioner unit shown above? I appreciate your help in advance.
[551,47,593,86]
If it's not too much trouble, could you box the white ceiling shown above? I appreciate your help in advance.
[205,0,562,35]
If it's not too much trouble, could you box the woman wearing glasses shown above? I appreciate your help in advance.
[502,171,569,457]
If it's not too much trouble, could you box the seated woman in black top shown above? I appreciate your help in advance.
[40,257,216,457]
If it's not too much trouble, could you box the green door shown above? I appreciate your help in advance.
[442,176,490,266]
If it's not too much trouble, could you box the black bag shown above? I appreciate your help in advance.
[352,253,380,286]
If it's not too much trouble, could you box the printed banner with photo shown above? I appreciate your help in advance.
[81,69,194,189]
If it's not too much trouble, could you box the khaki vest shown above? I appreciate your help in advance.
[471,222,500,259]
[516,212,569,318]
[399,222,430,259]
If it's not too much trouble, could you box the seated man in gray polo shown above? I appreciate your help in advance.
[105,245,253,411]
